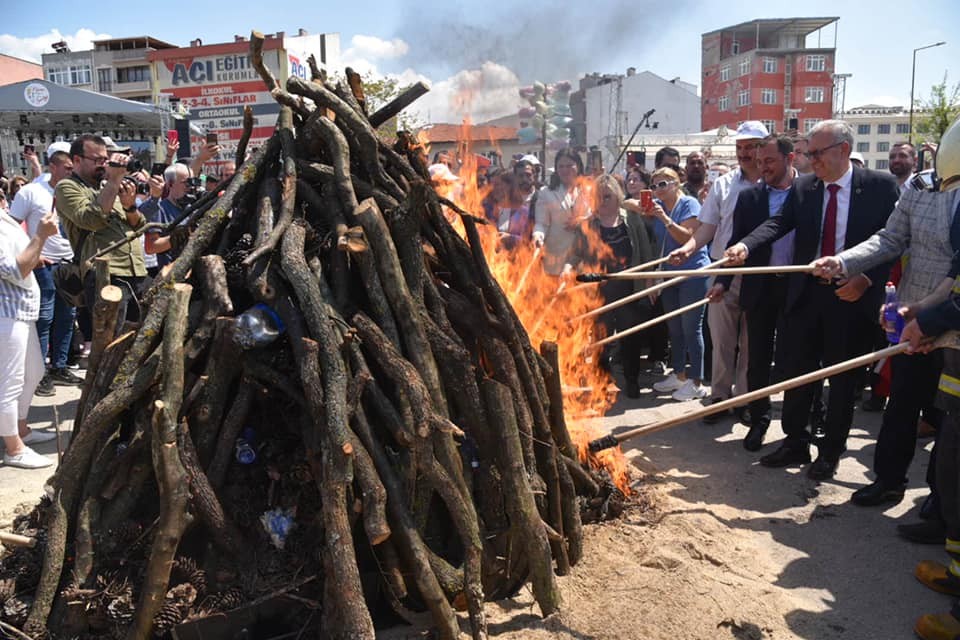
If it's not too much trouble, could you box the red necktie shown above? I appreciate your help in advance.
[821,183,841,256]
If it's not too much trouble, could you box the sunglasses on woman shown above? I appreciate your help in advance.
[651,179,676,190]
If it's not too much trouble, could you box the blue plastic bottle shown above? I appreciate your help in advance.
[883,282,905,343]
[235,427,257,465]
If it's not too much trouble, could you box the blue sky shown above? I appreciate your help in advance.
[2,0,957,123]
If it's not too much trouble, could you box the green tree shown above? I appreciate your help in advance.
[360,74,424,142]
[913,74,960,143]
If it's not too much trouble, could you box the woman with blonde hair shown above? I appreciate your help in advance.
[624,166,710,401]
[564,174,655,397]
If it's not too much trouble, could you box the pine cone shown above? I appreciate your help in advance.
[2,595,32,627]
[171,556,208,597]
[106,593,135,624]
[152,601,186,636]
[166,582,197,608]
[208,586,244,612]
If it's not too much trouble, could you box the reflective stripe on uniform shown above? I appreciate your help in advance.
[952,275,960,295]
[940,373,960,398]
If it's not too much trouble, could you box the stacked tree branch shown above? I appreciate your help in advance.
[0,31,620,640]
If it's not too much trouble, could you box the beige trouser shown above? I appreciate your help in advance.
[707,275,748,399]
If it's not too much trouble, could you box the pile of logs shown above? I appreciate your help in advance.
[0,31,624,640]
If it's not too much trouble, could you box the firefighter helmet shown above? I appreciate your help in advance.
[937,115,960,192]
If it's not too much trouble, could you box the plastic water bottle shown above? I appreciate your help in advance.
[235,427,257,465]
[883,282,905,343]
[234,303,285,349]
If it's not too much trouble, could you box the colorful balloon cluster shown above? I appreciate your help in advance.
[517,81,573,150]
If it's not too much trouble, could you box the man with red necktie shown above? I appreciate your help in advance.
[725,120,900,481]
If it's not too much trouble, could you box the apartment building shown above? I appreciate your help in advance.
[701,17,838,134]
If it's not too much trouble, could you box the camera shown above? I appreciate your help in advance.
[127,158,143,173]
[123,175,150,196]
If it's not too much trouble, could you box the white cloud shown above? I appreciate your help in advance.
[0,28,112,63]
[414,62,523,123]
[342,35,410,75]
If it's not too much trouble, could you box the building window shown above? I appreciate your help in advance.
[857,142,870,152]
[877,141,890,152]
[875,159,889,170]
[878,123,891,135]
[70,64,91,85]
[97,68,112,92]
[47,64,91,86]
[737,90,750,107]
[896,123,911,134]
[760,89,777,105]
[720,66,730,82]
[762,119,777,133]
[738,59,751,76]
[718,95,730,111]
[805,87,825,103]
[763,57,777,74]
[117,66,149,84]
[806,55,826,72]
[804,118,823,133]
[46,67,69,85]
[857,124,871,135]
[731,40,740,55]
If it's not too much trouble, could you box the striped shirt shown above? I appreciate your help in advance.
[0,212,40,321]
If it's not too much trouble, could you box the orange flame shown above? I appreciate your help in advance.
[436,129,633,495]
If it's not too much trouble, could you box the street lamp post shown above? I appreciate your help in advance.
[909,41,946,144]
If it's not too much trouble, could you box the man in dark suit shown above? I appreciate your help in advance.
[725,120,899,480]
[712,135,799,451]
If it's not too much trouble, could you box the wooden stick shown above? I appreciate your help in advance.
[566,254,672,294]
[0,531,36,548]
[369,81,431,128]
[588,340,941,452]
[589,297,710,349]
[579,263,814,281]
[52,403,62,466]
[573,257,728,321]
[511,245,542,298]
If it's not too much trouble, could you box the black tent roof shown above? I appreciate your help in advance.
[0,79,163,135]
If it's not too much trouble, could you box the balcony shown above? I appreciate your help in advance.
[103,48,152,62]
[110,79,152,95]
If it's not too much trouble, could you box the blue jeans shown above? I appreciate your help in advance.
[34,263,77,370]
[660,276,708,380]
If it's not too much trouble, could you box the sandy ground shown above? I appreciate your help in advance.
[1,363,954,639]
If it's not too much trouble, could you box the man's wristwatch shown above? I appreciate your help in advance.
[124,204,138,213]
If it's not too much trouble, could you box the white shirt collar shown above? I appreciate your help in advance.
[825,163,854,191]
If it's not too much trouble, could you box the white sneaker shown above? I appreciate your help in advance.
[672,379,708,402]
[4,447,53,469]
[21,430,57,445]
[653,373,683,393]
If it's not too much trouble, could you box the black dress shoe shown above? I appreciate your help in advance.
[759,443,811,468]
[897,520,947,545]
[807,455,840,481]
[851,480,906,506]
[743,416,770,452]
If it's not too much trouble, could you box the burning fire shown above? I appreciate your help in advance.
[429,122,633,494]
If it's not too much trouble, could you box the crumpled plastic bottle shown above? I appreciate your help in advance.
[235,427,257,465]
[233,303,285,349]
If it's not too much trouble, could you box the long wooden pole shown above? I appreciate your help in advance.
[566,255,672,294]
[589,342,917,452]
[573,257,729,322]
[589,297,709,350]
[512,245,542,298]
[580,264,814,281]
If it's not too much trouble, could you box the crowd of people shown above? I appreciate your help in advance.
[432,116,960,636]
[0,133,221,469]
[4,115,960,635]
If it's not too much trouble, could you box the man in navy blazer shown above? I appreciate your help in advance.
[725,120,899,480]
[714,135,800,452]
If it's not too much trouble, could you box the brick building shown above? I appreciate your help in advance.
[701,17,838,134]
